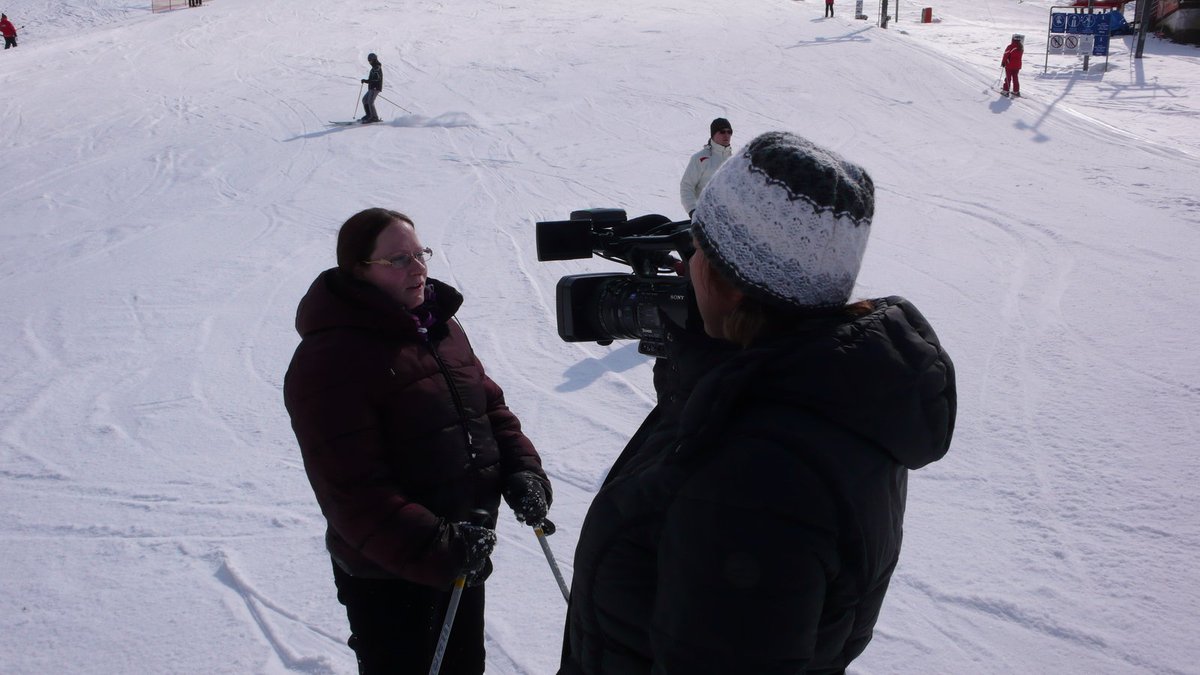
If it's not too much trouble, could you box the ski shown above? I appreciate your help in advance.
[328,120,363,126]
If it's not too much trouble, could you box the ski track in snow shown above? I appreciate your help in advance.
[211,550,344,674]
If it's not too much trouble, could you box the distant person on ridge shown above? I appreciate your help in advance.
[825,0,835,18]
[360,53,383,123]
[1001,35,1023,98]
[679,118,733,217]
[1,14,17,49]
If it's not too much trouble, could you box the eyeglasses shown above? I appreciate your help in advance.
[363,247,433,269]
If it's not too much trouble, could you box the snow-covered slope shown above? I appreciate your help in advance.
[2,0,1198,672]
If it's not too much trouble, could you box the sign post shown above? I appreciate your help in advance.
[1082,0,1095,71]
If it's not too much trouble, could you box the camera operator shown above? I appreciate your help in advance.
[559,132,957,674]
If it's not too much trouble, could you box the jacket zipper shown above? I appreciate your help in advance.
[426,342,476,457]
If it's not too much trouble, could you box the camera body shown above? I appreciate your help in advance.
[536,208,695,358]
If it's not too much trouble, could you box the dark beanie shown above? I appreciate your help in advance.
[710,118,732,137]
[691,131,875,310]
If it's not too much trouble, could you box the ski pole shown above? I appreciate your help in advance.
[535,523,570,602]
[428,509,492,675]
[352,81,363,120]
[378,93,412,114]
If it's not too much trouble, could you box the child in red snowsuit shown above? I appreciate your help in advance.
[1,14,18,49]
[1001,37,1023,97]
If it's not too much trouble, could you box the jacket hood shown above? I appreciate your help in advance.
[682,296,955,470]
[294,268,463,340]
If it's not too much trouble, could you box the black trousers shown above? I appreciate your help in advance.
[825,4,834,17]
[362,89,380,121]
[332,560,486,675]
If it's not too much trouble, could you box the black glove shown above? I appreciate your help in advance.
[467,559,493,587]
[361,79,368,84]
[453,522,496,587]
[503,471,550,527]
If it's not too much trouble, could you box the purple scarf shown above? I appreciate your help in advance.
[407,284,439,340]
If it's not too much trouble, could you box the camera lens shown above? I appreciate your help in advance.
[593,277,644,341]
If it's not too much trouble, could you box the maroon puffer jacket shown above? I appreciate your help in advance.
[284,269,549,588]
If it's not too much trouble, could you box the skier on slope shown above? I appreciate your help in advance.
[1001,35,1023,98]
[559,132,956,674]
[360,53,383,123]
[1,14,18,49]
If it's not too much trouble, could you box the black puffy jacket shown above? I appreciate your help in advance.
[284,270,549,587]
[560,296,955,674]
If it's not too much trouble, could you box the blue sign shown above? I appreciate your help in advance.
[1051,12,1068,33]
[1064,13,1100,35]
[1094,14,1110,53]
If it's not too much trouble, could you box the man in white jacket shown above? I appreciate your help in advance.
[679,118,734,216]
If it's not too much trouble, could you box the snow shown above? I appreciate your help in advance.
[2,0,1198,672]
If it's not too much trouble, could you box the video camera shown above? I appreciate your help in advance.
[535,208,696,358]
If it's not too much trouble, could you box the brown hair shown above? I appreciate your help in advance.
[335,208,413,278]
[698,256,873,348]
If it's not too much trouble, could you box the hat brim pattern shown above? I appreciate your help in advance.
[692,132,874,310]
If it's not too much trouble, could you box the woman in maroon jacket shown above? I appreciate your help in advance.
[284,207,552,675]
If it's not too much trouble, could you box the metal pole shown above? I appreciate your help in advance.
[352,82,363,120]
[1083,0,1095,71]
[1135,0,1152,58]
[535,525,570,602]
[1045,8,1053,73]
[377,93,412,114]
[427,577,466,675]
[428,510,491,675]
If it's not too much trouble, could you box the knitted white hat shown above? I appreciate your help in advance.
[691,131,874,310]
